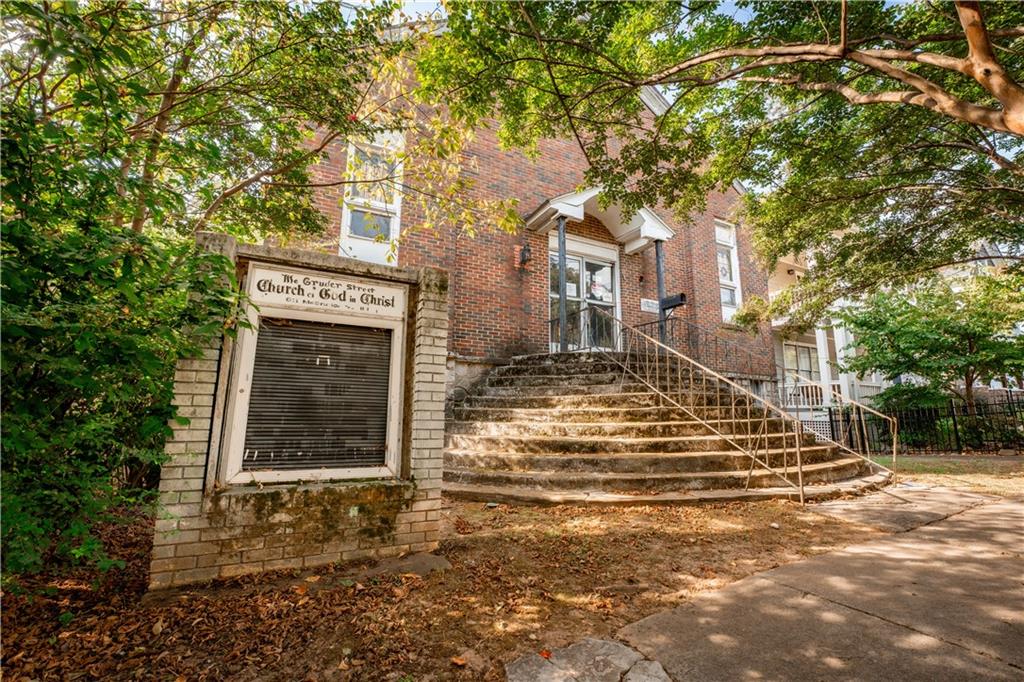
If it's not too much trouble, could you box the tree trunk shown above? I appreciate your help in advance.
[964,372,977,415]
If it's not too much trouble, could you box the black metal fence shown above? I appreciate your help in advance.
[819,398,1024,455]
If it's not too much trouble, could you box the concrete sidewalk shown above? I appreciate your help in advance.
[620,489,1023,681]
[507,486,1023,681]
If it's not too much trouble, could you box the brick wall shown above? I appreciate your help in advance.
[308,119,775,374]
[149,238,447,590]
[685,191,776,378]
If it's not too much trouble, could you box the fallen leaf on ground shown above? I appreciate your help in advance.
[2,498,888,681]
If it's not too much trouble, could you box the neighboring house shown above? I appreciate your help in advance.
[767,240,1024,414]
[304,88,778,395]
[767,254,887,411]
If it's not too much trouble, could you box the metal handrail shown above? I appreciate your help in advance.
[632,315,897,471]
[549,307,895,487]
[780,373,898,474]
[635,315,775,381]
[578,307,812,502]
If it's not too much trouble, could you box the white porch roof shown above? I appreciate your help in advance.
[523,187,675,255]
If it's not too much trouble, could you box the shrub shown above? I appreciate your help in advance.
[1,113,239,571]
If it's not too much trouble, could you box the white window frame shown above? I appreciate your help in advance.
[715,220,742,322]
[783,341,822,383]
[220,271,406,486]
[339,133,404,265]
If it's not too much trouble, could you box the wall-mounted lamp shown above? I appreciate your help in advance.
[518,243,533,268]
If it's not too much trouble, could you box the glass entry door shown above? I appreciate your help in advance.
[549,253,617,350]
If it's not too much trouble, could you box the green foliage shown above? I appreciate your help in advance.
[0,220,239,575]
[419,1,1024,327]
[2,103,243,571]
[0,0,414,573]
[0,0,408,239]
[837,273,1024,409]
[870,382,948,412]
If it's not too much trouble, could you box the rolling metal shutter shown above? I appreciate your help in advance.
[242,317,392,471]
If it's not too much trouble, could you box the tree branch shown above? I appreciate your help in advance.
[130,10,218,232]
[192,129,343,232]
[738,72,1014,133]
[516,2,594,166]
[839,0,848,53]
[955,0,1024,133]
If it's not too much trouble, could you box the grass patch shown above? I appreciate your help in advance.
[874,455,1024,497]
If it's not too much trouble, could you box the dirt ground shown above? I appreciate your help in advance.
[7,456,1024,681]
[3,498,883,681]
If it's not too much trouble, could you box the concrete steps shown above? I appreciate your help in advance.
[444,352,887,504]
[454,405,752,423]
[445,457,868,492]
[464,392,765,411]
[465,392,664,409]
[444,471,893,506]
[490,361,625,377]
[446,432,819,455]
[487,372,623,387]
[448,418,790,438]
[445,447,839,474]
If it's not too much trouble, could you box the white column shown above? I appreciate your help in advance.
[814,326,834,406]
[831,322,855,401]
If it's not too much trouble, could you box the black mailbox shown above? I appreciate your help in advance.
[660,293,687,311]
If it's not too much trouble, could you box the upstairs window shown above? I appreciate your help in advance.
[715,220,742,321]
[340,133,404,265]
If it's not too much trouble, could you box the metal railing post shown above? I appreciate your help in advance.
[891,417,898,474]
[949,399,963,453]
[587,307,811,498]
[795,423,805,504]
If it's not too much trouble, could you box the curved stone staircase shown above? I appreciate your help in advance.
[444,353,891,505]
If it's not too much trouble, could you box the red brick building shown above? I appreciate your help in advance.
[306,90,776,393]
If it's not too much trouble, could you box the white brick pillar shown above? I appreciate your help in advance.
[400,266,449,550]
[832,322,855,402]
[814,326,834,406]
[150,241,451,589]
[149,233,236,589]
